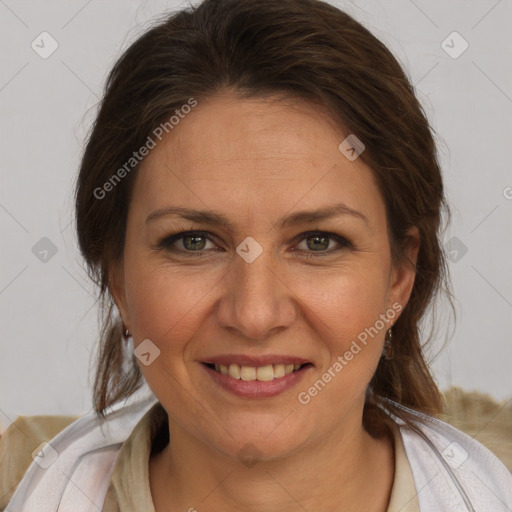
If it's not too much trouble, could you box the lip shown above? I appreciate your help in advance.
[202,354,311,366]
[201,361,313,398]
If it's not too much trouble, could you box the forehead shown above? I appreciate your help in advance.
[132,93,385,227]
[146,93,347,169]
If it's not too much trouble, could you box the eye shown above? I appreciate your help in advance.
[157,230,352,257]
[294,231,352,258]
[158,231,218,253]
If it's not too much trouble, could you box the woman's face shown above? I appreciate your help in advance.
[112,92,418,461]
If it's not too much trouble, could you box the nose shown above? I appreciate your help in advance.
[216,243,298,340]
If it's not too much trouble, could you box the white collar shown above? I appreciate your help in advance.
[5,389,157,512]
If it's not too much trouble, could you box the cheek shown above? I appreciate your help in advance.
[126,254,390,350]
[295,271,389,412]
[126,264,213,348]
[302,264,389,344]
[283,266,391,427]
[124,263,214,399]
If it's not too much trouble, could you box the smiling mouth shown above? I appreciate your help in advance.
[202,362,311,381]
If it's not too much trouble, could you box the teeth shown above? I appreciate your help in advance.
[228,363,241,379]
[273,364,285,378]
[214,362,304,381]
[256,365,274,381]
[240,366,257,381]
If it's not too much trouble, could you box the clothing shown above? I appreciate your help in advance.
[101,403,420,511]
[1,390,511,511]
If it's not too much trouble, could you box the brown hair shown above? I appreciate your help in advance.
[75,0,453,434]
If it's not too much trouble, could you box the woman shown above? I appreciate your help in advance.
[1,0,511,510]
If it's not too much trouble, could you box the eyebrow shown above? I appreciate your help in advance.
[145,202,368,229]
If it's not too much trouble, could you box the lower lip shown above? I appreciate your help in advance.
[202,363,312,398]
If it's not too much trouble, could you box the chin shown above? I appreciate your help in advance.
[204,416,311,464]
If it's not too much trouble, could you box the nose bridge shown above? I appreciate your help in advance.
[218,240,296,339]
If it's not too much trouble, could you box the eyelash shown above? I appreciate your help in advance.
[157,230,353,259]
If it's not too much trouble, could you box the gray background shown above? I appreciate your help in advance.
[1,0,511,431]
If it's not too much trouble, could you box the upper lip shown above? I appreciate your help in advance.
[201,354,311,367]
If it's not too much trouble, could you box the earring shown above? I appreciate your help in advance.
[383,327,394,360]
[122,324,131,339]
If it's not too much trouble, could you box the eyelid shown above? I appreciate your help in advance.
[157,229,353,256]
[157,230,217,251]
[292,230,352,256]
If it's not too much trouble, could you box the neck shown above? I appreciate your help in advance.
[149,414,394,512]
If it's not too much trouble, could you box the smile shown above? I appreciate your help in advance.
[201,358,313,398]
[203,362,309,381]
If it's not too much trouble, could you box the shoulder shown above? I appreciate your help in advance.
[0,414,79,509]
[396,409,512,510]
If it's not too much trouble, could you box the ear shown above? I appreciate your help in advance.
[109,261,131,330]
[388,226,420,316]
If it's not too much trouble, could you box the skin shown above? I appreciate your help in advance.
[111,91,419,512]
